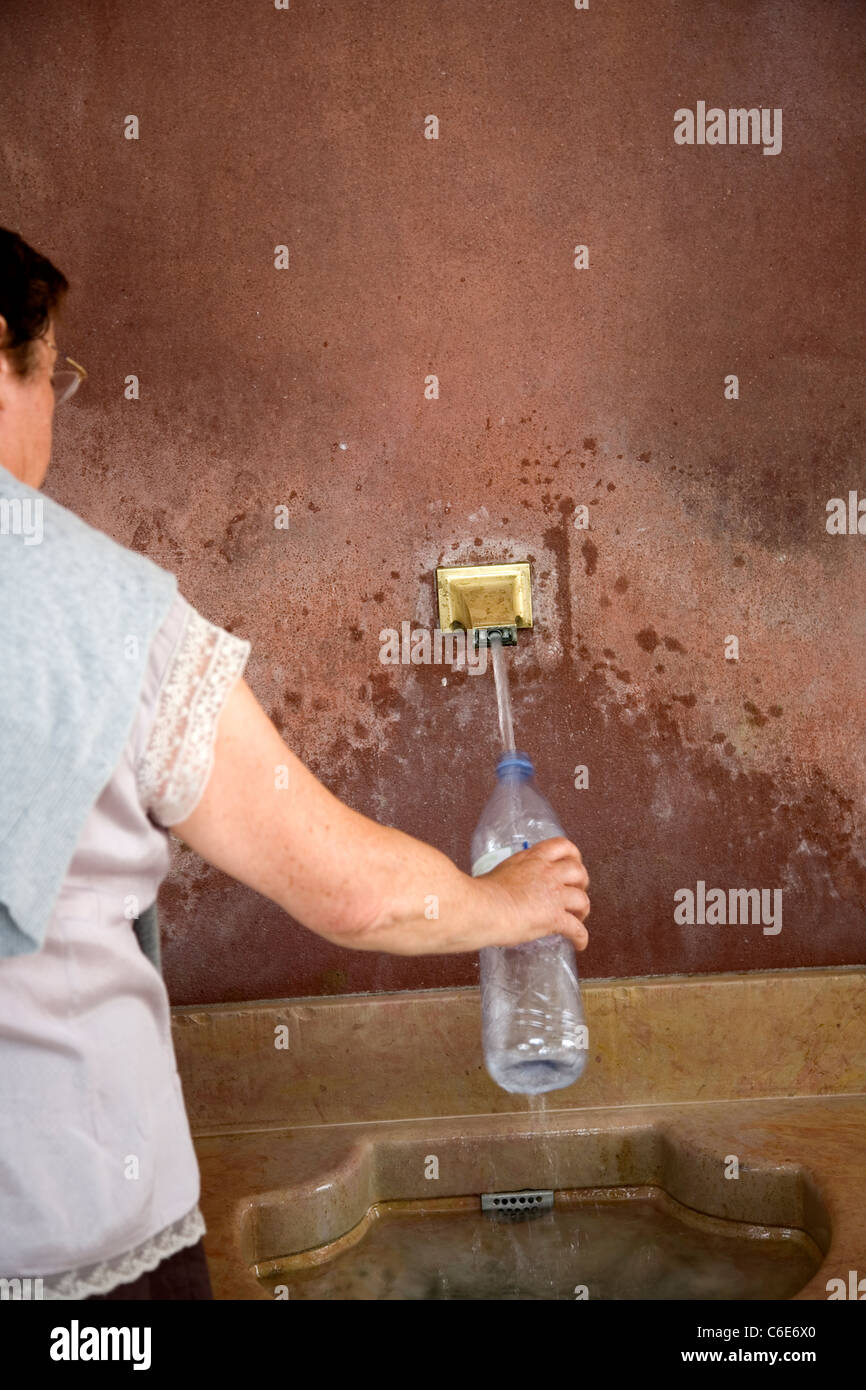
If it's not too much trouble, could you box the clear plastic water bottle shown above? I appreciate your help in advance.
[471,750,588,1095]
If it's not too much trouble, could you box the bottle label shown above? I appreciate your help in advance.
[471,847,513,877]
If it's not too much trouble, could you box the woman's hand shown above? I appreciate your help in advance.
[475,838,590,951]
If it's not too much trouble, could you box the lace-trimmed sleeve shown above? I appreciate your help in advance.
[136,603,251,827]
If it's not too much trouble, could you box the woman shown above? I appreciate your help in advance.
[0,228,590,1300]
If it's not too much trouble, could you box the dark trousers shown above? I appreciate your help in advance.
[84,1236,213,1300]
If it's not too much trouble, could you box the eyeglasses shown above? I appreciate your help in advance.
[43,335,87,405]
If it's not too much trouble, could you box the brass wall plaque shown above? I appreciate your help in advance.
[435,562,533,634]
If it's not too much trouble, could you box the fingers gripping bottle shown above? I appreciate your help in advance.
[471,750,588,1095]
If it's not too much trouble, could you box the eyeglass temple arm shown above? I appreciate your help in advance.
[63,355,87,380]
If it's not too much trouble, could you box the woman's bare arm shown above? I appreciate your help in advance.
[169,677,590,957]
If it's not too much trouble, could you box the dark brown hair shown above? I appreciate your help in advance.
[0,227,69,377]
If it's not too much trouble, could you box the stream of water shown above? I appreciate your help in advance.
[488,632,516,754]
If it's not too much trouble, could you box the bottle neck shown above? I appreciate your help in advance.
[495,750,534,782]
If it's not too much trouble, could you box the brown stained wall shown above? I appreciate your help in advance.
[2,1,865,1003]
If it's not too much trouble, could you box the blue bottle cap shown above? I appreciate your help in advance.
[496,750,534,778]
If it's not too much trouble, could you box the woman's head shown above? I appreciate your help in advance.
[0,228,70,488]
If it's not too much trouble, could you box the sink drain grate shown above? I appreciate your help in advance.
[481,1189,554,1220]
